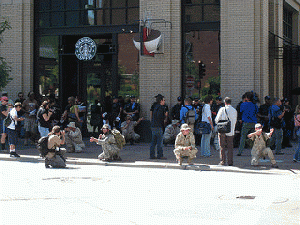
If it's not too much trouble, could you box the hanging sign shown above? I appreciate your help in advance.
[75,37,97,60]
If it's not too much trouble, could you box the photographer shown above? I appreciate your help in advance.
[37,101,53,138]
[64,122,85,153]
[45,125,66,168]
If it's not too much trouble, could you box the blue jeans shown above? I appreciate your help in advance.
[270,128,283,154]
[150,127,163,158]
[295,138,300,161]
[238,122,255,154]
[38,126,49,138]
[201,131,212,157]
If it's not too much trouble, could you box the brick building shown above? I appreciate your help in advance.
[0,0,300,121]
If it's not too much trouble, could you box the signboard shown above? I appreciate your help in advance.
[75,37,97,60]
[186,76,195,88]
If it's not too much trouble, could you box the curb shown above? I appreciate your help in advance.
[0,154,298,175]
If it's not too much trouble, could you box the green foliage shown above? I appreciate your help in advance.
[201,76,220,100]
[0,19,12,90]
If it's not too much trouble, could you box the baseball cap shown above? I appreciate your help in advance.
[216,96,222,101]
[264,96,271,100]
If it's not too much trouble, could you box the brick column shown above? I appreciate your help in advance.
[0,0,34,100]
[139,0,181,119]
[220,0,270,106]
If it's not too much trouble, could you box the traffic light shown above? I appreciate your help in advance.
[198,61,206,79]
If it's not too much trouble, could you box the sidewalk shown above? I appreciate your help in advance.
[0,138,299,174]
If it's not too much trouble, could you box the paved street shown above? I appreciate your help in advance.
[0,160,300,225]
[0,138,300,224]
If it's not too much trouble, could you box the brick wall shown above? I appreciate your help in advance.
[0,0,34,101]
[220,0,272,107]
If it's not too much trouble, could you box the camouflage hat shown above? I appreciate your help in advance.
[180,123,191,131]
[102,124,110,130]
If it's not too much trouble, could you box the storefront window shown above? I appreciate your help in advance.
[38,36,59,98]
[118,33,139,100]
[184,31,219,99]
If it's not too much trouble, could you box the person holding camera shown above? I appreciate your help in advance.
[90,124,121,161]
[37,101,53,138]
[64,122,85,153]
[46,125,66,168]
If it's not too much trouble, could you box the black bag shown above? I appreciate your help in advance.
[4,113,12,127]
[194,121,211,135]
[217,108,231,133]
[37,136,50,157]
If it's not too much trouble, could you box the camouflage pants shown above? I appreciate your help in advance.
[173,148,198,159]
[251,147,276,165]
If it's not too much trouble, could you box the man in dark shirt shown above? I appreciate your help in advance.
[123,96,140,121]
[257,96,272,132]
[170,96,183,121]
[150,95,167,159]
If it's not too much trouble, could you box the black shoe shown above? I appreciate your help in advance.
[10,152,20,158]
[271,164,279,168]
[157,156,167,160]
[236,153,241,156]
[149,156,157,159]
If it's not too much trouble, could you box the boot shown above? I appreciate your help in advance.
[187,157,194,165]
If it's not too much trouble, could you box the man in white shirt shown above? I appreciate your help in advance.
[201,95,214,157]
[215,97,237,166]
[7,102,25,157]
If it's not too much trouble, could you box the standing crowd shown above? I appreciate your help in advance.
[0,90,299,168]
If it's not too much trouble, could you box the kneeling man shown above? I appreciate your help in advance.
[173,123,198,165]
[64,122,85,153]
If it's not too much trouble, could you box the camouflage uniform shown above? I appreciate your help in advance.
[173,132,198,160]
[65,127,85,152]
[249,132,276,166]
[96,133,120,160]
[163,124,180,144]
[121,120,140,141]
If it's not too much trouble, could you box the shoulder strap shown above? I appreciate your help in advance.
[224,107,229,120]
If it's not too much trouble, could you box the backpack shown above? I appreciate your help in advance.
[37,136,49,157]
[184,106,196,124]
[111,129,126,149]
[4,113,12,127]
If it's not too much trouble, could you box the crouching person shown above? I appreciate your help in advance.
[248,123,278,168]
[163,120,180,146]
[173,123,198,165]
[64,122,85,153]
[121,115,142,145]
[90,124,122,161]
[46,125,66,168]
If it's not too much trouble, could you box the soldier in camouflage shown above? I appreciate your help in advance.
[248,123,278,168]
[90,124,121,161]
[173,123,198,165]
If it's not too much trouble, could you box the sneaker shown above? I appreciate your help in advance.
[10,152,20,158]
[236,153,242,156]
[271,164,279,168]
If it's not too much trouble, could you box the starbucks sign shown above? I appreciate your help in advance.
[75,37,97,60]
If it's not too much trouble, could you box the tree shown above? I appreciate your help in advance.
[0,19,12,90]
